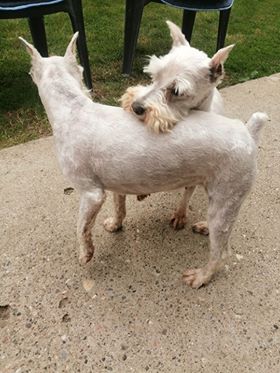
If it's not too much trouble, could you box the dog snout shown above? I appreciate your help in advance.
[132,102,146,116]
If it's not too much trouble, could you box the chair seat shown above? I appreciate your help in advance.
[0,0,64,11]
[161,0,234,11]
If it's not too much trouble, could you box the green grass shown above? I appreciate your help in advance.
[0,0,279,148]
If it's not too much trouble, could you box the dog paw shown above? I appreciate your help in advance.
[103,217,122,233]
[192,221,209,236]
[79,246,94,265]
[170,213,187,230]
[182,268,209,289]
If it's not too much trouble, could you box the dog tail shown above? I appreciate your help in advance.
[246,112,269,144]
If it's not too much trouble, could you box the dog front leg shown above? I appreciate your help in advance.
[104,193,126,232]
[192,221,209,236]
[170,186,196,230]
[191,185,209,235]
[77,189,106,265]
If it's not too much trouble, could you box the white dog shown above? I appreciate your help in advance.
[19,34,267,288]
[121,21,234,133]
[123,20,233,213]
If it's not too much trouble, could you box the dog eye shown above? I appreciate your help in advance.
[171,88,179,96]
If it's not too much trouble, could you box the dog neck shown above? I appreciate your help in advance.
[192,89,215,112]
[37,70,91,133]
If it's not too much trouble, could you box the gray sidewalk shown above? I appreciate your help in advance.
[1,74,280,372]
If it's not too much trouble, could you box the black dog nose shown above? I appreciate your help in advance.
[132,102,146,116]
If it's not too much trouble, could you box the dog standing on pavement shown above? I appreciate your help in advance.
[122,20,234,220]
[19,33,267,288]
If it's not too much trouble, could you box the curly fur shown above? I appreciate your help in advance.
[121,21,234,133]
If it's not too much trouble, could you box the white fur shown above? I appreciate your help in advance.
[121,21,234,132]
[19,34,267,288]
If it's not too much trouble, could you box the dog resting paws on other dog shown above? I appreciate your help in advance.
[19,33,267,288]
[121,21,234,133]
[123,20,233,202]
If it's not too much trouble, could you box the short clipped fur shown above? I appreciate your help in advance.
[19,34,267,288]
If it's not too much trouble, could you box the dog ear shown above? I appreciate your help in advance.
[209,44,234,81]
[19,37,42,60]
[65,32,79,60]
[211,44,234,67]
[166,20,190,48]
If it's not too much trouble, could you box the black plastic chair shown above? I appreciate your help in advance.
[0,0,92,89]
[123,0,234,75]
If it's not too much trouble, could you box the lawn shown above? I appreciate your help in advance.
[0,0,279,148]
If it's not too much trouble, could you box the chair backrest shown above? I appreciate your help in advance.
[0,0,64,8]
[160,0,234,11]
[0,0,66,19]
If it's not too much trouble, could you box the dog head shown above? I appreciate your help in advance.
[19,33,86,92]
[121,21,234,132]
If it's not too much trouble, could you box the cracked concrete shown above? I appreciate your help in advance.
[1,74,280,372]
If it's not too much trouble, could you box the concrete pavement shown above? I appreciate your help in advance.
[1,74,280,372]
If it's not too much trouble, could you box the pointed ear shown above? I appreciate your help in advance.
[210,44,235,68]
[166,20,190,48]
[209,44,234,82]
[65,32,79,60]
[19,37,42,60]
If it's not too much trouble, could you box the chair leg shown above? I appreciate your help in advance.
[216,8,231,51]
[122,0,147,75]
[28,16,48,57]
[68,0,92,90]
[182,9,196,44]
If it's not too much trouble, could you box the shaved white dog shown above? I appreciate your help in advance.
[121,21,233,133]
[19,34,267,288]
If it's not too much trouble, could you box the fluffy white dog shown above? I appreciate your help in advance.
[121,21,233,133]
[19,34,267,288]
[123,20,233,210]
